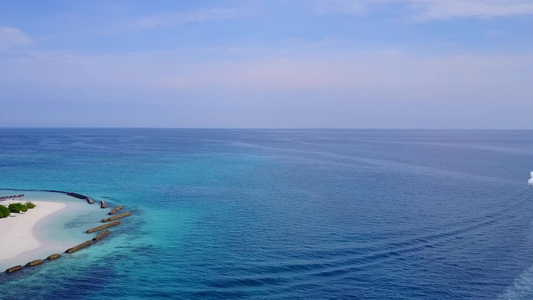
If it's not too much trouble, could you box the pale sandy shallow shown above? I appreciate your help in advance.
[0,200,67,261]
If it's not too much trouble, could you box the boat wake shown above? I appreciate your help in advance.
[498,188,533,299]
[499,265,533,300]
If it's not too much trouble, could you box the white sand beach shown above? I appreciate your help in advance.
[0,200,66,261]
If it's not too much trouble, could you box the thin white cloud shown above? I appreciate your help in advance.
[405,0,533,21]
[315,0,533,20]
[137,7,247,29]
[313,0,365,15]
[0,26,32,49]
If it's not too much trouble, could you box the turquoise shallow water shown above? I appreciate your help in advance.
[0,129,533,299]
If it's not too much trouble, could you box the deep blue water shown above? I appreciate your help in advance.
[1,129,533,299]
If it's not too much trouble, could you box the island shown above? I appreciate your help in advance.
[0,189,130,274]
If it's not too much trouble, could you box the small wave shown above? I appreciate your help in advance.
[529,171,533,186]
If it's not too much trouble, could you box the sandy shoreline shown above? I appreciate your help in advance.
[0,200,66,261]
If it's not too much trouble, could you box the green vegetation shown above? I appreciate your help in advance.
[0,202,36,218]
[8,203,28,213]
[0,205,10,218]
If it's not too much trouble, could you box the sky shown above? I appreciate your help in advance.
[0,0,532,129]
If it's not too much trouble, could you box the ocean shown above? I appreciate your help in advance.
[0,128,532,299]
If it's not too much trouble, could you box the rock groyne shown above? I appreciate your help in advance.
[102,212,131,223]
[108,205,123,215]
[25,259,43,267]
[86,220,121,233]
[47,254,60,260]
[65,240,93,254]
[5,265,23,274]
[43,190,95,205]
[92,230,111,242]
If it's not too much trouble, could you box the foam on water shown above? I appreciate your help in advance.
[529,171,533,185]
[499,266,533,300]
